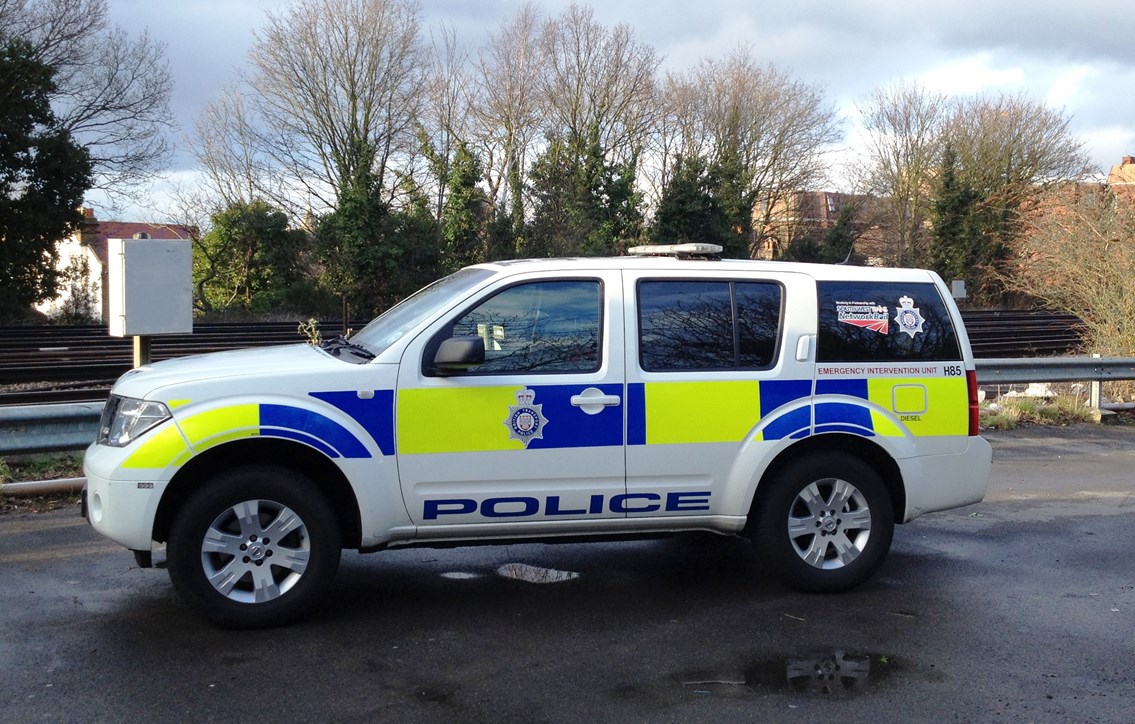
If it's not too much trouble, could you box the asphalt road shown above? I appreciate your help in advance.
[2,424,1134,723]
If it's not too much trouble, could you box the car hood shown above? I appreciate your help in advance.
[110,344,347,398]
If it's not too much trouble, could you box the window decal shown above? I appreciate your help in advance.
[894,296,926,338]
[836,300,890,334]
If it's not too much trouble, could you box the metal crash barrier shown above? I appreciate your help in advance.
[0,402,103,456]
[974,357,1135,384]
[3,357,1135,458]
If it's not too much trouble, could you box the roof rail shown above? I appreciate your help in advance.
[626,243,723,259]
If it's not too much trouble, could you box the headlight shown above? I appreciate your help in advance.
[97,395,172,447]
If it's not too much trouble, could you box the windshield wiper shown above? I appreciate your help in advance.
[319,335,376,361]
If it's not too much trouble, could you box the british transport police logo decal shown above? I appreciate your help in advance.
[505,388,548,447]
[894,295,926,338]
[836,300,890,334]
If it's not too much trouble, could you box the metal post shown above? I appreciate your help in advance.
[133,335,152,367]
[1089,353,1102,411]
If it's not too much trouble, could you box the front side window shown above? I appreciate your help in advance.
[638,279,782,371]
[433,279,602,375]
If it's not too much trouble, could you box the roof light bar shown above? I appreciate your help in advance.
[626,243,724,258]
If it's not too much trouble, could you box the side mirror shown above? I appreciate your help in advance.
[431,336,485,375]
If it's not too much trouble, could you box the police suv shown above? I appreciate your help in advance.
[84,244,992,627]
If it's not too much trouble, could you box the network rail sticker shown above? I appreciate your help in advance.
[505,388,548,447]
[836,300,890,334]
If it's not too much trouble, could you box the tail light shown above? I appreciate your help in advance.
[967,370,980,436]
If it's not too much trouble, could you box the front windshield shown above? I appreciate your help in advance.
[349,267,494,354]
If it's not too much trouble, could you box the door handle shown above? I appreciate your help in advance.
[571,387,621,415]
[796,334,812,362]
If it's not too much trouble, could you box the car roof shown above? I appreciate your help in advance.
[469,256,940,283]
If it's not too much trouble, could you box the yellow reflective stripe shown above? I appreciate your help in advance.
[122,424,190,469]
[645,381,761,444]
[179,404,260,449]
[868,376,968,436]
[122,403,280,469]
[868,409,905,438]
[167,399,191,410]
[197,429,260,451]
[398,387,518,454]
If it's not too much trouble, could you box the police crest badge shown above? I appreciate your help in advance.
[505,388,548,447]
[894,296,926,338]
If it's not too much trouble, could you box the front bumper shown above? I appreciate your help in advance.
[83,443,166,551]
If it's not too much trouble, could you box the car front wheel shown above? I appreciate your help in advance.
[167,465,341,628]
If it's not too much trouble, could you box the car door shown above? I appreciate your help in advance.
[395,269,626,531]
[623,269,815,519]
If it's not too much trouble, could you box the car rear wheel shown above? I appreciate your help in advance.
[752,453,894,592]
[167,465,341,628]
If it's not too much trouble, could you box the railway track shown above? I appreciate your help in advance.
[0,312,1084,407]
[0,381,118,406]
[0,321,357,407]
[961,310,1084,357]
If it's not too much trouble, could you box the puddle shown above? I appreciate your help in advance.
[495,562,580,584]
[439,564,581,583]
[682,650,897,698]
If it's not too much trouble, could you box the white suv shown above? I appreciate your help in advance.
[84,245,992,627]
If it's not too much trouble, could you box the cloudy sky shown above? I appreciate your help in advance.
[102,0,1135,219]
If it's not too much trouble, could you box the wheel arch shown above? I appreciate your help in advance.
[749,433,905,525]
[153,439,363,548]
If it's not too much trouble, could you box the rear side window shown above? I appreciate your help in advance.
[638,279,782,371]
[817,281,961,362]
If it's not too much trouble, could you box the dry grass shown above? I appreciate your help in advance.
[981,394,1095,430]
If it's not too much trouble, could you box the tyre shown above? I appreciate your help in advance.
[752,453,894,593]
[167,465,341,628]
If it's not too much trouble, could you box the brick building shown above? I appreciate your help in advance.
[756,191,887,264]
[1107,155,1135,196]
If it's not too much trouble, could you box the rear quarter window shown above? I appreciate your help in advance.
[817,281,961,362]
[638,279,782,371]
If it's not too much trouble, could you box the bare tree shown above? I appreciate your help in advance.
[470,2,543,243]
[162,184,217,313]
[537,3,659,166]
[852,82,949,266]
[1013,185,1135,360]
[0,0,174,204]
[744,67,842,245]
[191,85,272,210]
[246,0,427,213]
[418,24,472,225]
[946,93,1091,206]
[468,2,659,250]
[924,94,1091,304]
[850,88,1087,271]
[643,71,707,207]
[660,47,841,256]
